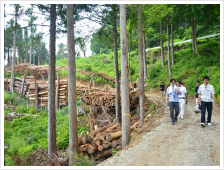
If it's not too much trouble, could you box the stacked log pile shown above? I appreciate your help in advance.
[78,122,139,158]
[5,64,60,79]
[4,77,29,96]
[82,90,139,107]
[26,80,68,107]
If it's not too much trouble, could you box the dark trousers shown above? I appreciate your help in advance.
[169,102,179,122]
[201,101,213,123]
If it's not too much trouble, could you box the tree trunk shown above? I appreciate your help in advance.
[10,6,17,92]
[120,4,130,149]
[33,52,35,65]
[29,44,32,65]
[67,4,79,166]
[48,4,57,155]
[25,50,27,64]
[171,13,174,65]
[167,18,172,78]
[143,33,147,80]
[8,48,10,67]
[10,47,13,67]
[138,4,145,127]
[55,71,59,111]
[191,17,195,52]
[160,22,164,68]
[194,20,200,56]
[112,5,121,125]
[38,53,40,65]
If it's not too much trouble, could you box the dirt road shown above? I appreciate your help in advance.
[98,93,220,166]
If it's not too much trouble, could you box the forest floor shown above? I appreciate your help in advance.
[98,92,221,166]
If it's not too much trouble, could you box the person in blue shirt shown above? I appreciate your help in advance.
[159,82,165,100]
[166,79,181,125]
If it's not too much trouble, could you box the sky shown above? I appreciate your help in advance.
[3,3,101,65]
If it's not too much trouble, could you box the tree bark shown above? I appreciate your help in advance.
[112,5,121,125]
[7,48,10,67]
[160,22,164,68]
[167,18,172,78]
[38,52,40,65]
[48,4,57,155]
[138,4,145,127]
[194,20,200,56]
[29,44,32,65]
[143,33,147,80]
[191,17,195,52]
[171,13,174,65]
[120,4,130,149]
[67,4,79,166]
[10,5,18,92]
[55,71,59,111]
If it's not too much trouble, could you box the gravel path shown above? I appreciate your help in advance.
[98,94,220,166]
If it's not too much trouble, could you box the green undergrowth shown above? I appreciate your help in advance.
[4,93,89,166]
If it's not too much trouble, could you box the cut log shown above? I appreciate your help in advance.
[111,140,119,148]
[99,134,105,141]
[93,149,112,158]
[95,140,101,146]
[79,145,85,152]
[98,145,104,152]
[87,144,97,154]
[86,123,115,142]
[106,131,122,142]
[106,122,139,142]
[81,136,87,145]
[102,140,111,149]
[115,145,122,151]
[105,123,119,133]
[94,133,101,141]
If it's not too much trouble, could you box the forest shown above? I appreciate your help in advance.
[3,4,220,166]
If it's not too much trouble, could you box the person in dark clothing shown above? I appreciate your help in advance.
[194,81,200,113]
[159,82,165,100]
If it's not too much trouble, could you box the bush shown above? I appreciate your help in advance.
[73,153,96,166]
[27,107,36,114]
[4,72,11,78]
[4,108,13,114]
[4,92,13,104]
[15,105,28,113]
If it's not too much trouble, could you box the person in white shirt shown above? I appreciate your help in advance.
[197,76,215,127]
[177,81,187,119]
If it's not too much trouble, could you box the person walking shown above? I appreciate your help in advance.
[166,79,181,125]
[194,81,201,113]
[197,76,215,127]
[177,81,187,119]
[159,82,165,100]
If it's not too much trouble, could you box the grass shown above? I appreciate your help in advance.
[4,93,90,166]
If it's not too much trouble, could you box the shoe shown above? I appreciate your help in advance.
[208,123,212,126]
[172,122,175,125]
[201,123,205,127]
[175,118,177,122]
[194,110,199,113]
